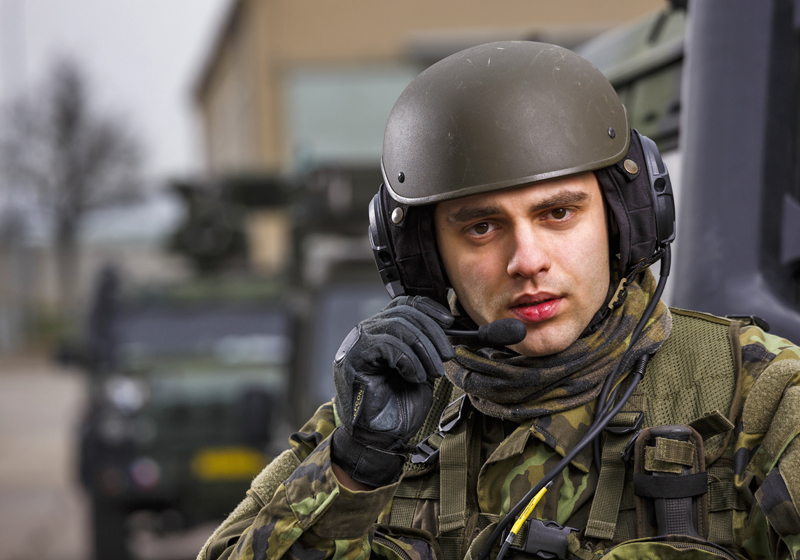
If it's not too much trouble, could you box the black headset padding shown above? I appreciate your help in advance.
[373,185,449,306]
[594,129,675,279]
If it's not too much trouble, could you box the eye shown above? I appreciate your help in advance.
[548,208,571,220]
[468,222,495,236]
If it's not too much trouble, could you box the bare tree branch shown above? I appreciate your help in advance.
[0,57,144,310]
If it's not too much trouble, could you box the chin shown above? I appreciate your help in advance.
[509,323,579,357]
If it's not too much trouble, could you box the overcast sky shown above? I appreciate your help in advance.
[0,0,229,183]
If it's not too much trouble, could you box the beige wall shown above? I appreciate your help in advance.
[245,208,291,275]
[196,0,668,175]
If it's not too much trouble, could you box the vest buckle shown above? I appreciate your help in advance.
[603,411,643,435]
[438,393,466,432]
[410,394,467,465]
[506,518,575,559]
[410,437,440,464]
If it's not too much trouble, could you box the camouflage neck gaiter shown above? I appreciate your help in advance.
[445,269,672,421]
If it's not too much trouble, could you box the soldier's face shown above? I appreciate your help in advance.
[434,172,610,357]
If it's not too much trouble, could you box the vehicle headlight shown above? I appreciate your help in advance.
[105,376,150,414]
[129,456,160,491]
[97,412,130,444]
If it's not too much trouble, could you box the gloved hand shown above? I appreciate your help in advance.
[331,295,455,487]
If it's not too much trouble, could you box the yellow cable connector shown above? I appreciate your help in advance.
[497,481,553,560]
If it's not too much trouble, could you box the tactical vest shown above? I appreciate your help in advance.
[377,309,747,560]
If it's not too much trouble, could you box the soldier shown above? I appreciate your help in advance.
[201,42,800,560]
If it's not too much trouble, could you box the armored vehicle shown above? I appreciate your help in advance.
[70,268,294,559]
[576,1,800,342]
[289,273,389,426]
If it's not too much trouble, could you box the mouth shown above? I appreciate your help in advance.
[510,293,563,323]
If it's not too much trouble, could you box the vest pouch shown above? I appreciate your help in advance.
[601,535,739,560]
[632,425,709,539]
[373,524,443,560]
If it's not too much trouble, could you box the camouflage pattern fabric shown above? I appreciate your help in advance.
[446,269,671,420]
[202,319,800,560]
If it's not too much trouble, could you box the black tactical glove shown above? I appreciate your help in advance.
[331,296,455,487]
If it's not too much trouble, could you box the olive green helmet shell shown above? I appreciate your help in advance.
[381,41,630,205]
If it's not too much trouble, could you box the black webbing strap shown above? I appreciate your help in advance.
[633,472,708,499]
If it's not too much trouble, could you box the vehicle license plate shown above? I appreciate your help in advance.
[191,447,267,481]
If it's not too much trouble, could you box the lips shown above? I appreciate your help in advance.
[510,293,563,323]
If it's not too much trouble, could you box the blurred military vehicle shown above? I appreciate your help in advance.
[576,6,684,153]
[65,267,295,560]
[64,163,390,559]
[577,0,800,344]
[283,165,391,425]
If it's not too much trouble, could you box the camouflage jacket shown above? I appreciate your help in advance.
[201,311,800,560]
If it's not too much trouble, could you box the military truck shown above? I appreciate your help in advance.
[576,0,800,343]
[69,268,295,559]
[69,163,389,559]
[288,265,389,427]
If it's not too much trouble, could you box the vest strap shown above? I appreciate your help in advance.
[411,393,467,465]
[389,496,418,528]
[477,512,499,533]
[655,437,695,466]
[689,410,735,441]
[585,410,643,540]
[390,472,441,526]
[438,387,470,560]
[438,411,470,533]
[645,446,682,473]
[438,536,466,560]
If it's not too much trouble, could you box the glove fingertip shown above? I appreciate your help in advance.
[412,297,455,328]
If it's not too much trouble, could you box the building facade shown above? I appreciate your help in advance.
[194,0,668,176]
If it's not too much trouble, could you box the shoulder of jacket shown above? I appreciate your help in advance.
[668,307,736,326]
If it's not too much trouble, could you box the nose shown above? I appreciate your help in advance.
[507,224,551,278]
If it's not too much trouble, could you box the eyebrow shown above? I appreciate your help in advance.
[444,189,591,225]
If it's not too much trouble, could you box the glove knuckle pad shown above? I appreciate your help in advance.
[334,326,361,365]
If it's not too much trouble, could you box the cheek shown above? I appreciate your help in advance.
[445,249,504,321]
[449,254,491,299]
[573,224,610,300]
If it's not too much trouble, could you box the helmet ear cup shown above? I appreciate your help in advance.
[595,129,676,279]
[369,187,406,298]
[368,184,449,305]
[638,132,676,247]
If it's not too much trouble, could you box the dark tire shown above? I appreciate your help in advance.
[91,497,131,560]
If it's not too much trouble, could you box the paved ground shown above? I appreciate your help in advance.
[0,357,90,560]
[0,357,215,560]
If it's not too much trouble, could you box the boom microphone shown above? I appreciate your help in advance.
[444,318,527,346]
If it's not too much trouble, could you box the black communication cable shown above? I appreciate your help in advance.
[486,354,651,560]
[593,246,671,470]
[481,245,671,560]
